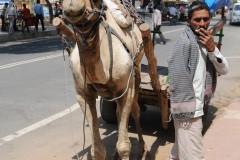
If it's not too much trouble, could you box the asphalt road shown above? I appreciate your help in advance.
[0,15,240,160]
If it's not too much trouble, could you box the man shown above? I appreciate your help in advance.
[34,0,46,32]
[53,2,59,17]
[5,1,16,34]
[21,3,30,33]
[179,4,185,21]
[1,2,8,31]
[8,0,18,31]
[167,1,228,160]
[168,4,177,16]
[153,4,166,45]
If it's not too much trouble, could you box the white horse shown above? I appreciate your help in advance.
[56,0,162,159]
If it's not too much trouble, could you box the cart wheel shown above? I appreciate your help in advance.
[100,98,117,123]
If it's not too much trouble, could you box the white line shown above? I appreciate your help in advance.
[0,103,80,146]
[163,28,184,34]
[0,54,62,70]
[225,56,240,59]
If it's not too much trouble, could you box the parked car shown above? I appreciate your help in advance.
[229,2,240,25]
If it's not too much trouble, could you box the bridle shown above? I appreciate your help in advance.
[64,0,106,49]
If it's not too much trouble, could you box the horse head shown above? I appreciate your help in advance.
[62,0,102,34]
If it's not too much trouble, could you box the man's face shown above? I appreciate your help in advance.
[187,9,210,35]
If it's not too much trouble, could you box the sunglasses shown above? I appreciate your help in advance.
[193,17,210,22]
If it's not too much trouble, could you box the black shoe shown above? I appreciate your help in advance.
[42,28,47,31]
[163,42,166,45]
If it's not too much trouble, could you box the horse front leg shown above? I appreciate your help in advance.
[131,67,150,160]
[114,81,135,160]
[131,100,150,160]
[76,93,106,160]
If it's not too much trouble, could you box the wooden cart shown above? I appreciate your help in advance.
[100,65,170,129]
[100,10,171,129]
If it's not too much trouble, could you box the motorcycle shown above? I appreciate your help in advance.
[168,14,178,25]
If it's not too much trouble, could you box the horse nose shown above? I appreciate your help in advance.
[62,0,85,14]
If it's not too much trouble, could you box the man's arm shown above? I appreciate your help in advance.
[207,46,228,75]
[197,24,228,75]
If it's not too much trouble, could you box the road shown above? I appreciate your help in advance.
[0,15,240,160]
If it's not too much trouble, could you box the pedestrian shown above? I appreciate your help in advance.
[153,4,166,45]
[34,0,46,32]
[21,3,30,33]
[53,2,59,17]
[167,1,228,160]
[1,2,8,31]
[168,4,177,17]
[5,1,17,35]
[179,4,185,21]
[58,2,63,16]
[8,0,18,31]
[168,4,178,25]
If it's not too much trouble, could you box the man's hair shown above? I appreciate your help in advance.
[36,0,40,4]
[188,1,210,19]
[23,3,26,8]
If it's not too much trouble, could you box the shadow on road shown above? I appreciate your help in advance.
[0,37,64,55]
[73,104,176,160]
[72,87,219,160]
[202,104,218,135]
[141,64,168,75]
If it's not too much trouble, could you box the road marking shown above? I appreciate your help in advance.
[0,103,80,146]
[224,109,240,119]
[0,54,62,70]
[225,56,240,59]
[163,28,184,34]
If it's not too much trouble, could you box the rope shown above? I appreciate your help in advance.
[62,45,80,160]
[102,59,134,102]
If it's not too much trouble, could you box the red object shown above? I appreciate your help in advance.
[28,17,36,26]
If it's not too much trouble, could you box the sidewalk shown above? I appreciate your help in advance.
[0,23,57,43]
[204,96,240,160]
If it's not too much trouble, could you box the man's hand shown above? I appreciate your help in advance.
[197,28,215,52]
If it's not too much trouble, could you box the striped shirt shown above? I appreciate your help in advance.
[168,25,228,120]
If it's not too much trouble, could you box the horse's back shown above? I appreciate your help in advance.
[104,10,143,56]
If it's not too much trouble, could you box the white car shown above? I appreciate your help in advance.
[229,2,240,25]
